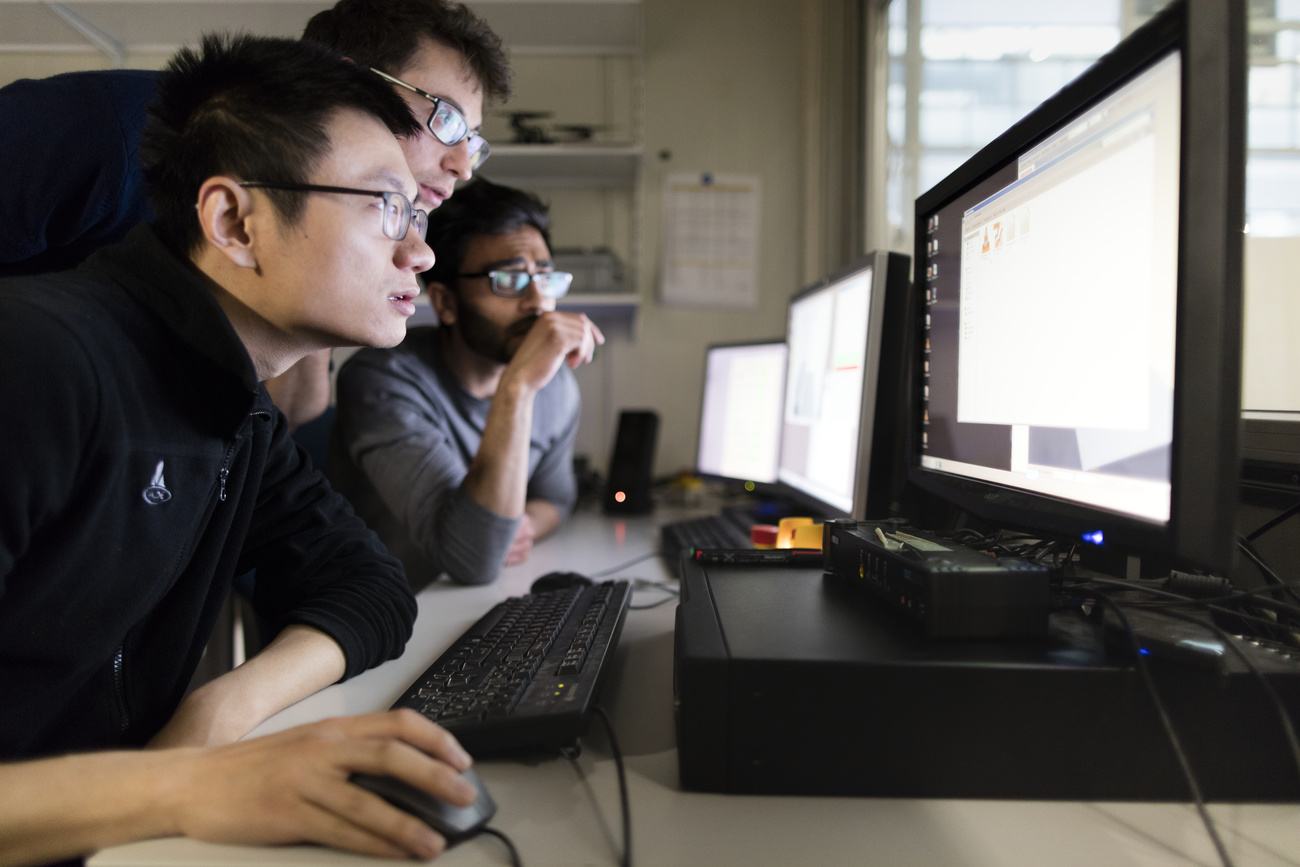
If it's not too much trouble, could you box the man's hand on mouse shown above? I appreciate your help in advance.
[162,709,474,860]
[502,311,604,396]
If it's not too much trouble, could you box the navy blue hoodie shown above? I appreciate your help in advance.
[0,225,416,759]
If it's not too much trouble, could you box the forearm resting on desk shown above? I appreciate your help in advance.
[0,710,477,866]
[504,500,562,566]
[149,623,346,748]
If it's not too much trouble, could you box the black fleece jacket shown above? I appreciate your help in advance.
[0,225,417,759]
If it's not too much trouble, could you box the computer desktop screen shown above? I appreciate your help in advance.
[911,0,1244,574]
[695,340,787,485]
[777,253,907,519]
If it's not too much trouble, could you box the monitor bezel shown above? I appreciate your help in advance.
[906,0,1245,575]
[692,337,789,487]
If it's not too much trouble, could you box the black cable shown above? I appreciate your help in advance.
[628,577,679,611]
[1087,589,1235,867]
[1237,536,1300,608]
[1067,575,1296,642]
[629,592,681,613]
[1133,587,1300,622]
[1134,580,1300,611]
[591,706,632,867]
[590,550,662,579]
[480,827,523,867]
[1245,498,1300,542]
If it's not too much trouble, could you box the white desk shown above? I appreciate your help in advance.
[93,508,1300,867]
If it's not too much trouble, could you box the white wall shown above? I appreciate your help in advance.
[1243,236,1300,413]
[571,0,806,478]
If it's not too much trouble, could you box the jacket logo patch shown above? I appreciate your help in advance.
[142,461,172,505]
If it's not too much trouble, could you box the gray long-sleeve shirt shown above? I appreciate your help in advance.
[328,326,581,590]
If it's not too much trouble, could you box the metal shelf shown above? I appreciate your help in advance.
[480,144,642,188]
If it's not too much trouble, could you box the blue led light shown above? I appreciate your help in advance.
[1138,647,1151,655]
[1081,530,1105,546]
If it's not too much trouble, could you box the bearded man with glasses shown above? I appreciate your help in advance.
[331,177,604,590]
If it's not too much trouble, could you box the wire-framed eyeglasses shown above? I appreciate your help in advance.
[370,67,491,172]
[459,270,575,299]
[238,182,428,241]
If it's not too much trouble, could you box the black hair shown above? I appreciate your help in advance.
[424,178,551,290]
[303,0,512,105]
[140,33,422,256]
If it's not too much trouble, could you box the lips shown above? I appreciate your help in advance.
[388,287,420,317]
[421,185,449,209]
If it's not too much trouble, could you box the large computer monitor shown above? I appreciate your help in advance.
[695,339,788,485]
[777,251,911,520]
[910,0,1245,575]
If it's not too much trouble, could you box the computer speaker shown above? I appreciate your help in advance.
[604,410,659,514]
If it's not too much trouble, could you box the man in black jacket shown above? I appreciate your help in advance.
[0,35,476,864]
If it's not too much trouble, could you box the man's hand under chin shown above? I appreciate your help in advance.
[505,311,605,395]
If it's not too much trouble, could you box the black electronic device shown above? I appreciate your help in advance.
[673,559,1300,800]
[530,570,592,593]
[604,410,658,514]
[503,110,553,144]
[389,580,630,754]
[660,508,756,565]
[822,518,1050,639]
[350,767,497,843]
[910,0,1245,577]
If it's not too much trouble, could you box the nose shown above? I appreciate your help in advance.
[398,230,435,274]
[442,137,474,181]
[519,278,553,313]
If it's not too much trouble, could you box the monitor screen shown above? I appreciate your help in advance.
[695,340,787,485]
[922,53,1181,524]
[911,0,1245,574]
[778,257,892,518]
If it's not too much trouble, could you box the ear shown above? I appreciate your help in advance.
[195,177,260,270]
[428,280,457,325]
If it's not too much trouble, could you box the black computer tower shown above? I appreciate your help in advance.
[674,559,1300,800]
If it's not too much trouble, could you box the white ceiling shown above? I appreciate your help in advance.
[0,0,642,56]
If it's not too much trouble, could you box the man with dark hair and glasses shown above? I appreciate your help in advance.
[331,177,603,589]
[0,0,511,433]
[0,35,481,863]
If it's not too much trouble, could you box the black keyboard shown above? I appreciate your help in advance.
[661,509,754,563]
[390,580,631,755]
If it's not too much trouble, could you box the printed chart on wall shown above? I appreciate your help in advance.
[660,173,761,308]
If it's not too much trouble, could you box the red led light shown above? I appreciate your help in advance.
[614,491,626,503]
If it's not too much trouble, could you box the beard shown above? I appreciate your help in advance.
[454,302,539,365]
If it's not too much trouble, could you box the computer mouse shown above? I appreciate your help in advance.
[350,766,497,843]
[530,571,593,594]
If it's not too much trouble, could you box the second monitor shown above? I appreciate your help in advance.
[777,250,912,520]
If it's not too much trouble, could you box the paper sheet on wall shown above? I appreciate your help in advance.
[659,173,761,308]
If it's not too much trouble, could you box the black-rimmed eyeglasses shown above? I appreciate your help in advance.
[238,182,428,241]
[370,67,491,172]
[459,270,574,299]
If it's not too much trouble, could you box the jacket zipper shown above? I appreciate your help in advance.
[217,411,271,501]
[112,645,130,733]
